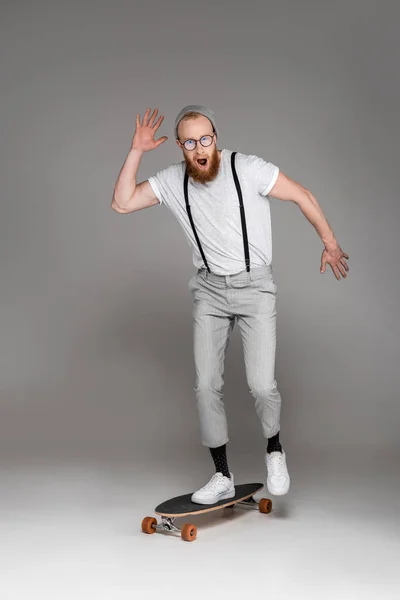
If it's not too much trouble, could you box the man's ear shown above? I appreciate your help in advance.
[175,139,182,149]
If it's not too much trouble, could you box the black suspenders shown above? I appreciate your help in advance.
[183,151,250,273]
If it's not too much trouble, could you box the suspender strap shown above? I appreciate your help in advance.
[183,152,251,273]
[184,169,211,273]
[231,151,250,272]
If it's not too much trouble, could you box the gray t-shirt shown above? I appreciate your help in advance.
[148,148,279,275]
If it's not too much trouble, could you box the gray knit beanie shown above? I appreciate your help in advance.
[174,104,219,140]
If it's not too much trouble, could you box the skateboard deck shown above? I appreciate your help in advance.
[141,482,272,542]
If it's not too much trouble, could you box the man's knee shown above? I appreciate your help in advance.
[249,379,279,399]
[195,382,224,412]
[195,374,224,395]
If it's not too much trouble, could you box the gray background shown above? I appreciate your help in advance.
[1,1,399,598]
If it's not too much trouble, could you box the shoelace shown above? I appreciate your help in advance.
[201,473,226,491]
[269,453,285,477]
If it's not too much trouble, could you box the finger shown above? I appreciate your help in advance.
[332,265,341,280]
[337,263,347,278]
[143,108,151,126]
[136,114,141,129]
[155,136,168,147]
[343,253,349,259]
[148,108,158,127]
[340,259,349,271]
[320,256,327,273]
[153,114,165,131]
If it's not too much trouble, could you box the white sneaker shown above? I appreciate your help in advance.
[191,472,235,505]
[265,450,290,495]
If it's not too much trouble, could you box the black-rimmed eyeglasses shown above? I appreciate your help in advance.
[179,133,216,151]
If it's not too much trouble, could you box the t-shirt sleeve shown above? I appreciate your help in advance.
[147,172,165,205]
[243,154,280,196]
[147,162,182,207]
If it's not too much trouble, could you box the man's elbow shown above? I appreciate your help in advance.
[111,196,128,213]
[301,188,318,207]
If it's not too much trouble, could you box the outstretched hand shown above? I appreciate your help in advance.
[131,108,168,152]
[320,244,350,280]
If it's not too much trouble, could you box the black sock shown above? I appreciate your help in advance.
[209,444,231,478]
[267,431,283,453]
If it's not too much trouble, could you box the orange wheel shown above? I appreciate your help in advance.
[181,523,197,542]
[259,498,272,514]
[141,516,157,534]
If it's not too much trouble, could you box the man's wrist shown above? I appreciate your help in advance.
[323,234,338,251]
[130,146,145,157]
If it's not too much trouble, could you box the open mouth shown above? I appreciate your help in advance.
[197,158,208,168]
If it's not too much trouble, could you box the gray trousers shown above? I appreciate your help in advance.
[188,265,282,448]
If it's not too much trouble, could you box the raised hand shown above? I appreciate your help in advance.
[131,108,168,152]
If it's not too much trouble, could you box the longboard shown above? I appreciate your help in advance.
[141,482,272,542]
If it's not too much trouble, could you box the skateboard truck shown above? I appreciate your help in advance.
[157,516,181,536]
